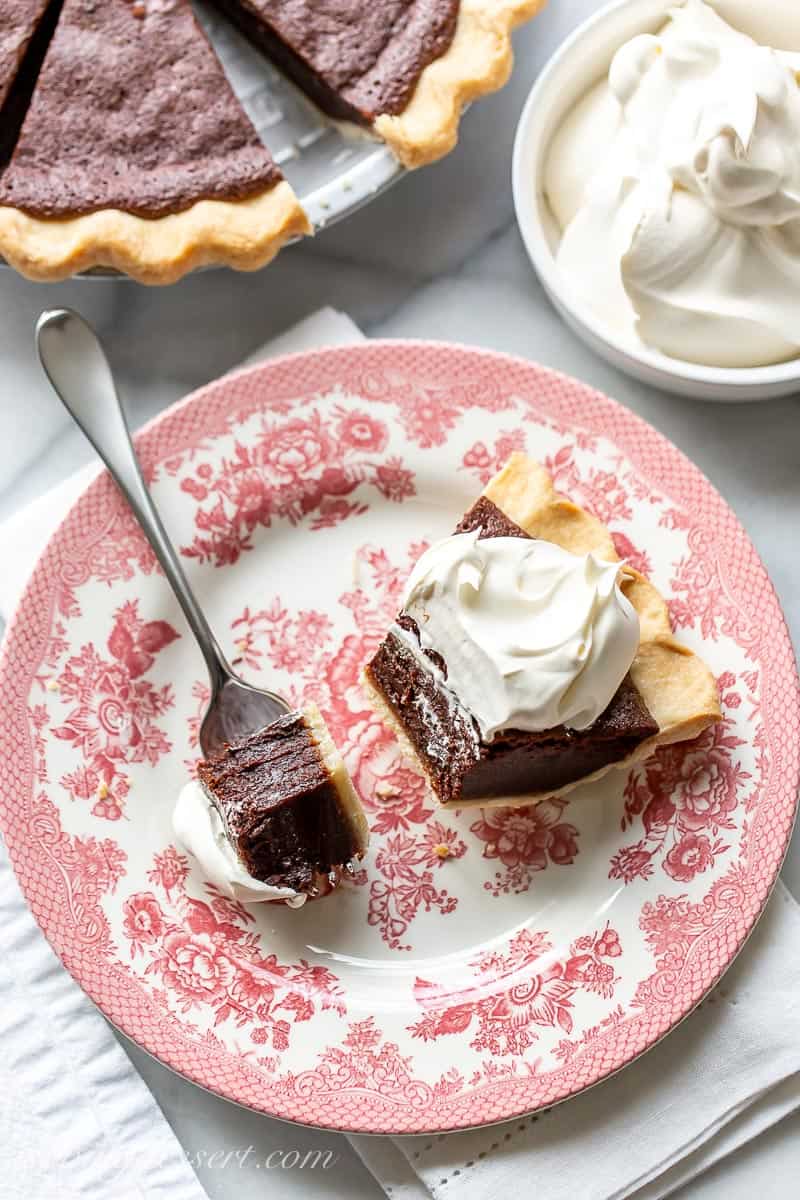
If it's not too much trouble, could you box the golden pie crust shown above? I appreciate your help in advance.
[0,181,310,285]
[303,701,370,859]
[363,453,721,809]
[375,0,548,168]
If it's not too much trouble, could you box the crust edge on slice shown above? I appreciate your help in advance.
[278,700,370,899]
[0,180,310,284]
[363,452,721,809]
[374,0,547,169]
[302,701,370,864]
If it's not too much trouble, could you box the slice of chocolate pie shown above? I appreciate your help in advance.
[208,0,546,167]
[175,704,368,906]
[0,0,309,282]
[363,454,720,808]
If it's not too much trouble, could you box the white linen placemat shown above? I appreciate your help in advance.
[1,305,799,1200]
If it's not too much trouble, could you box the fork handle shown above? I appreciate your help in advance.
[36,308,230,693]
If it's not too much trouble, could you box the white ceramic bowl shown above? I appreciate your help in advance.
[512,0,800,402]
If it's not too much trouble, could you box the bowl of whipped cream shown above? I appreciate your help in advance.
[513,0,800,400]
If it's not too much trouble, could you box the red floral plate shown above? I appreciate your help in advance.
[1,342,797,1134]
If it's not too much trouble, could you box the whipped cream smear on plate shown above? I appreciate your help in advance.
[173,782,307,907]
[546,0,800,367]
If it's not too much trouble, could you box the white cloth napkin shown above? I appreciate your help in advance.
[1,307,799,1200]
[349,883,800,1200]
[0,847,208,1200]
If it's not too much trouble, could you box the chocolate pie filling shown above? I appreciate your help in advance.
[0,0,283,219]
[208,0,460,124]
[365,498,659,805]
[198,711,362,894]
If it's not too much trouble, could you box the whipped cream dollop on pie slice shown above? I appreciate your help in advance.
[363,454,720,809]
[401,531,640,738]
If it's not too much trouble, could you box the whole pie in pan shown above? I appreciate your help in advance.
[363,454,721,809]
[0,0,544,282]
[0,0,310,283]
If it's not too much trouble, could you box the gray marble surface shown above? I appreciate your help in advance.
[0,2,798,1197]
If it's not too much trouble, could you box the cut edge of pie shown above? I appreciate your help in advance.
[361,452,721,809]
[0,1,58,154]
[374,0,549,168]
[0,182,310,285]
[196,700,369,900]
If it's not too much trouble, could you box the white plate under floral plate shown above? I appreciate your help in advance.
[1,342,797,1134]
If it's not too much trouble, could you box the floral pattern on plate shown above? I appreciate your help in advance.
[0,342,797,1133]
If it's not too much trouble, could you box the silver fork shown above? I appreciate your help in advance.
[36,307,290,759]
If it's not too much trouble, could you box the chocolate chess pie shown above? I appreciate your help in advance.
[0,0,543,281]
[363,453,721,808]
[0,0,309,283]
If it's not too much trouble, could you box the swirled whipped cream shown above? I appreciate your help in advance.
[547,0,800,367]
[399,532,639,739]
[173,782,307,907]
